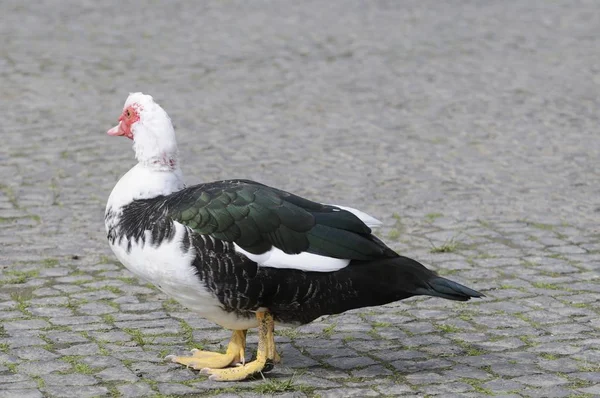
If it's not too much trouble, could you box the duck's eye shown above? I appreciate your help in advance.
[126,110,131,118]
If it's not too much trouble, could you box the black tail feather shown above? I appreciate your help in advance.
[417,277,485,301]
[383,255,485,302]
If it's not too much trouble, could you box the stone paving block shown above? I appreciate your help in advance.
[375,382,413,395]
[56,343,101,356]
[521,387,572,398]
[421,381,474,395]
[405,371,447,384]
[42,373,98,386]
[116,382,154,397]
[2,1,600,396]
[569,372,600,383]
[537,358,581,373]
[579,384,600,395]
[3,320,50,331]
[49,316,102,326]
[43,332,90,345]
[158,382,201,395]
[318,388,380,397]
[96,365,140,382]
[1,336,47,349]
[12,347,59,361]
[482,379,524,393]
[513,374,570,388]
[441,365,492,380]
[16,360,71,376]
[323,355,377,370]
[0,390,43,398]
[42,386,109,398]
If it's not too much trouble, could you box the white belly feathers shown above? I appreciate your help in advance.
[109,221,259,330]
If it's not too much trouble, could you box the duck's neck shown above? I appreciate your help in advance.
[131,109,179,171]
[139,153,179,171]
[106,162,185,212]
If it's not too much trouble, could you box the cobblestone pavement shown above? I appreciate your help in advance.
[1,1,600,397]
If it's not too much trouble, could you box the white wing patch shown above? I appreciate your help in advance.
[326,204,382,228]
[234,244,350,272]
[233,204,380,272]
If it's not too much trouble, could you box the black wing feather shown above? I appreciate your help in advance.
[163,179,395,263]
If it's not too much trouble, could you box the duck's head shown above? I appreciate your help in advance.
[107,92,178,169]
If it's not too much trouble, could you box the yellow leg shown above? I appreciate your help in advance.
[266,315,280,364]
[200,311,275,381]
[166,330,247,370]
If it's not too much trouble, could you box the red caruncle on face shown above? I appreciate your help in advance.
[107,104,141,140]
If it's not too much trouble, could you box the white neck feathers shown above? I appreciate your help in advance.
[131,100,179,171]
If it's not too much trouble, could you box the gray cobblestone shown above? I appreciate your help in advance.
[2,0,600,396]
[116,383,154,397]
[43,386,109,398]
[579,384,600,395]
[96,366,140,382]
[513,374,570,388]
[42,374,98,386]
[319,388,379,398]
[16,361,71,376]
[0,390,43,398]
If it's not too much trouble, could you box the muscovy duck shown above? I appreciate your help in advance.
[105,93,483,381]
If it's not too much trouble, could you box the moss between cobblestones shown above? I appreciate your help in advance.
[0,184,17,206]
[567,376,593,389]
[577,361,600,372]
[276,328,299,338]
[435,324,461,333]
[162,298,179,312]
[518,335,537,347]
[372,321,392,328]
[367,329,380,339]
[99,255,113,264]
[429,238,461,253]
[60,355,95,374]
[386,371,410,385]
[105,286,122,294]
[532,282,563,290]
[42,258,59,267]
[2,270,39,284]
[342,335,356,343]
[453,340,486,356]
[32,375,45,389]
[158,348,171,358]
[10,289,33,315]
[437,268,460,276]
[107,386,120,398]
[123,328,155,346]
[425,212,444,222]
[179,320,194,345]
[387,229,401,240]
[518,220,555,230]
[104,300,120,310]
[322,323,337,337]
[514,313,541,328]
[460,378,494,395]
[5,363,17,372]
[540,353,559,360]
[65,297,87,310]
[252,374,315,395]
[117,276,138,284]
[548,253,567,260]
[102,314,116,323]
